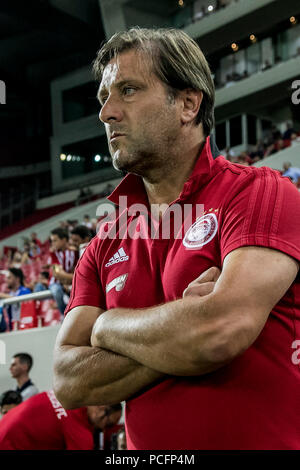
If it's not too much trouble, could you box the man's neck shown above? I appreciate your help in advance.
[144,138,205,211]
[17,374,30,388]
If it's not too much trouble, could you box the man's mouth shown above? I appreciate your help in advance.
[110,132,126,142]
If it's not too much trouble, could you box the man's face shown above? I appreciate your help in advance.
[1,404,17,415]
[87,405,121,430]
[9,357,26,378]
[50,234,67,252]
[98,49,182,176]
[70,234,83,250]
[6,272,18,290]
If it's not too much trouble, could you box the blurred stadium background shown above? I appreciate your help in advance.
[0,0,300,438]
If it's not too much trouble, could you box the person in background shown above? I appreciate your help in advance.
[0,390,22,416]
[30,232,42,249]
[69,225,92,254]
[0,268,31,330]
[82,214,93,229]
[9,251,23,269]
[0,391,122,450]
[48,228,79,316]
[117,427,127,450]
[9,353,39,401]
[282,162,300,184]
[33,271,50,292]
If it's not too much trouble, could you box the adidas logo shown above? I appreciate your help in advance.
[105,247,129,267]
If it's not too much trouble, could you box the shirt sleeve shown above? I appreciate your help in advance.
[64,238,106,315]
[220,167,300,263]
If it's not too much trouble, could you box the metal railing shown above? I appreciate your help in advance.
[0,290,53,307]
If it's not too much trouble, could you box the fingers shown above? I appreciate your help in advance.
[196,266,221,283]
[183,282,216,298]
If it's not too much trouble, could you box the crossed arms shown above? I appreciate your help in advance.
[53,246,299,409]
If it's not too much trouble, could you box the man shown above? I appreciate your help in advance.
[282,162,300,184]
[82,214,93,229]
[53,28,300,450]
[10,353,39,401]
[30,232,42,249]
[69,225,92,258]
[0,390,22,416]
[0,390,121,450]
[48,228,79,316]
[33,271,50,292]
[0,268,31,330]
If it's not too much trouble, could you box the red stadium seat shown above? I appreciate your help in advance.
[19,300,40,329]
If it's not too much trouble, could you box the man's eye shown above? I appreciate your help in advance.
[100,96,108,105]
[123,87,136,96]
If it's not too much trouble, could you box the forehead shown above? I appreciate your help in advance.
[99,50,153,92]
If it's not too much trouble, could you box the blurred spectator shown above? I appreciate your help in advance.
[100,183,115,198]
[225,147,235,161]
[70,225,92,258]
[117,427,127,450]
[33,271,50,293]
[48,228,79,316]
[283,122,296,140]
[82,214,93,229]
[261,60,272,71]
[290,132,300,146]
[29,243,41,260]
[20,243,31,265]
[0,392,121,450]
[9,353,39,401]
[30,232,42,249]
[237,155,249,166]
[9,251,22,269]
[90,218,98,237]
[237,151,253,166]
[0,390,22,416]
[76,187,93,205]
[282,162,300,183]
[0,268,31,330]
[59,220,69,230]
[67,220,78,233]
[225,74,235,87]
[249,140,265,160]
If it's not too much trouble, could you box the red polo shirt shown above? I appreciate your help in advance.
[0,391,94,450]
[66,136,300,450]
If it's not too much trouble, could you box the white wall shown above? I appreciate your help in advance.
[37,177,121,210]
[0,194,116,253]
[0,325,60,393]
[253,141,300,170]
[215,56,300,109]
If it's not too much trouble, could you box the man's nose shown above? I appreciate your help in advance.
[99,95,123,124]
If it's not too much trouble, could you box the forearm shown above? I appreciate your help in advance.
[54,271,73,284]
[53,344,164,409]
[0,293,11,299]
[91,295,233,376]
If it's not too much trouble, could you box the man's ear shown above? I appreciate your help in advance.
[180,89,203,125]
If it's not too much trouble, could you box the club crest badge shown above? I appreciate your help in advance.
[183,213,218,249]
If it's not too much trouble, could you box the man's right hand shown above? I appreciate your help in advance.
[183,266,221,298]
